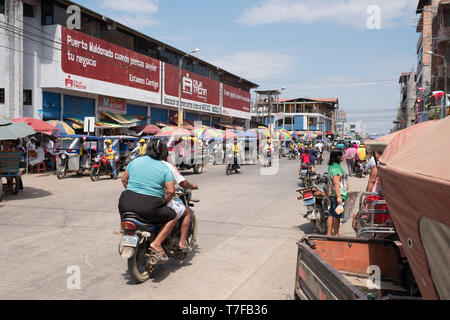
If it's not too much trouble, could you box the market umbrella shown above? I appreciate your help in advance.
[0,118,36,140]
[193,126,221,140]
[46,120,75,136]
[156,126,193,137]
[243,130,257,138]
[224,129,237,139]
[12,117,57,135]
[276,130,292,141]
[256,126,273,138]
[134,123,160,135]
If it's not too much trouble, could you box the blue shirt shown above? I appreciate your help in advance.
[126,156,174,198]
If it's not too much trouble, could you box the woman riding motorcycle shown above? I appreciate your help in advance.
[118,139,177,261]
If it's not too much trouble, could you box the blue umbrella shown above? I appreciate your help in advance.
[243,130,257,138]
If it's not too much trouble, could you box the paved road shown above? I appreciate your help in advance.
[0,156,344,300]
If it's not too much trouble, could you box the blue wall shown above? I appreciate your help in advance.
[127,104,148,125]
[293,116,304,130]
[150,107,167,124]
[185,112,199,121]
[42,91,61,120]
[63,95,95,119]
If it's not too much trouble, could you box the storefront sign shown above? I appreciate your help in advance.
[61,26,160,93]
[99,95,126,114]
[163,63,220,115]
[222,84,251,119]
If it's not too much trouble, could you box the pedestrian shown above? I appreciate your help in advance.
[345,144,357,176]
[327,148,348,236]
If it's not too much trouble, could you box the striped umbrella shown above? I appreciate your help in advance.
[156,126,192,137]
[193,126,221,140]
[46,120,75,136]
[276,130,292,141]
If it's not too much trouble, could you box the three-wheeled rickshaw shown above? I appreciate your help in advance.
[104,136,140,171]
[294,118,450,300]
[55,135,104,179]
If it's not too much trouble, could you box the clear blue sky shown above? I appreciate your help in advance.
[76,0,419,135]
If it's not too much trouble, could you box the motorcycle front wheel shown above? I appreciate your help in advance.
[56,164,66,180]
[187,213,199,250]
[128,241,152,283]
[90,167,100,182]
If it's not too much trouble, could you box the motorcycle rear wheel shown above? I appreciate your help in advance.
[226,165,231,175]
[314,207,327,234]
[128,242,152,283]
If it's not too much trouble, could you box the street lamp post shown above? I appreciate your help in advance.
[178,48,200,127]
[281,87,286,129]
[428,50,447,119]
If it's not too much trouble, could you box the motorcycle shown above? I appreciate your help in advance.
[297,173,331,234]
[298,163,315,187]
[288,148,297,160]
[118,187,199,283]
[316,151,323,165]
[90,152,119,181]
[226,153,240,175]
[354,159,365,178]
[263,150,272,167]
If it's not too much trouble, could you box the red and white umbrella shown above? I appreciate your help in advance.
[432,91,445,99]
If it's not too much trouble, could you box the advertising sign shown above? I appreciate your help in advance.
[336,110,347,122]
[221,84,251,119]
[163,63,220,115]
[99,95,126,114]
[61,26,160,94]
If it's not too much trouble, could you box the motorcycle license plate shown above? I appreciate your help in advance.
[303,198,316,206]
[122,235,139,247]
[301,170,307,174]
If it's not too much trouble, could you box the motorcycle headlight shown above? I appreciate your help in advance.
[61,154,67,159]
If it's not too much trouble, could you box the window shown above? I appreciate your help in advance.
[41,0,54,25]
[0,88,4,104]
[23,3,34,17]
[0,0,5,14]
[23,90,32,105]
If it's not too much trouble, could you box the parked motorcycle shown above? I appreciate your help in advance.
[118,187,199,283]
[297,173,330,234]
[90,152,119,181]
[298,163,315,187]
[226,153,240,175]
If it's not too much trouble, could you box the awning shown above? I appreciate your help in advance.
[101,111,141,126]
[65,117,125,129]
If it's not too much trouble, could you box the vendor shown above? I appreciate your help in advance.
[28,141,45,171]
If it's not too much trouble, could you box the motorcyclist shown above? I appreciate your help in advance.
[263,140,273,164]
[159,143,198,253]
[132,138,147,156]
[231,137,241,172]
[105,139,118,179]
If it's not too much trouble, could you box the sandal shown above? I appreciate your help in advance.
[177,245,192,254]
[149,247,169,262]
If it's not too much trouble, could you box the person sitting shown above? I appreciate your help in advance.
[28,141,45,172]
[232,137,241,171]
[104,139,118,179]
[119,139,178,262]
[159,143,198,253]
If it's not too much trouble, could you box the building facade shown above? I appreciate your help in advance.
[395,72,417,131]
[343,121,366,140]
[251,97,338,134]
[415,0,450,122]
[0,0,258,133]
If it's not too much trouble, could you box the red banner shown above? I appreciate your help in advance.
[61,26,160,93]
[99,95,126,114]
[164,63,219,106]
[222,84,251,112]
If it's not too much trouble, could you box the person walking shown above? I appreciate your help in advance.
[327,149,349,236]
[345,144,357,176]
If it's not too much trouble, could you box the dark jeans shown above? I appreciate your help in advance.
[329,196,346,219]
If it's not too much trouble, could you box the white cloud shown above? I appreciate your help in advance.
[210,51,297,81]
[237,0,417,29]
[102,0,159,14]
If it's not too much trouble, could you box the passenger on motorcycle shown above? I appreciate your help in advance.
[119,139,178,261]
[105,139,118,179]
[159,143,198,253]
